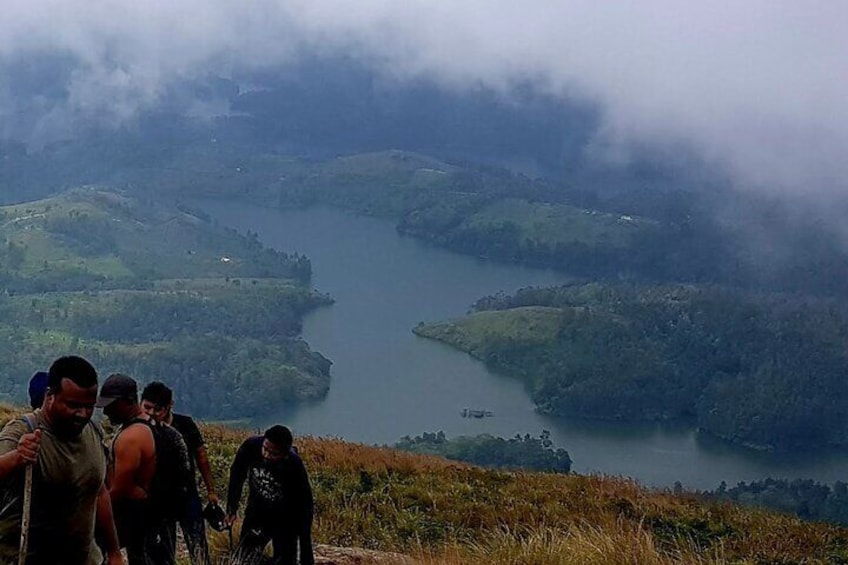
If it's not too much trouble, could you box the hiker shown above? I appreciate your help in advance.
[141,381,216,565]
[98,373,192,565]
[28,371,49,409]
[226,425,315,565]
[0,355,123,565]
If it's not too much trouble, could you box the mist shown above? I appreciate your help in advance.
[1,1,847,197]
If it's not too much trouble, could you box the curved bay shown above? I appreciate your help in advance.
[200,200,848,489]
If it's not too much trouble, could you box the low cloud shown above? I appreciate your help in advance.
[2,1,846,196]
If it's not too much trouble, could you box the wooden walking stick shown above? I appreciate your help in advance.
[18,463,33,565]
[18,414,38,565]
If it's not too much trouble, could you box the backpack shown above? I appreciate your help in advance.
[125,417,193,521]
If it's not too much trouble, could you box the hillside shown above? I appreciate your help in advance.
[0,404,841,564]
[414,283,848,451]
[205,428,848,564]
[0,188,331,417]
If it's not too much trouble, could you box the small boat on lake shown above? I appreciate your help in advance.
[461,408,494,418]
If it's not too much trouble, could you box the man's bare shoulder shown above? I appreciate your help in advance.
[114,422,154,454]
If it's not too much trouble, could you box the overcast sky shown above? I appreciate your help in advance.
[1,1,846,197]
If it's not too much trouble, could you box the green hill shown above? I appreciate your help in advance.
[414,283,848,451]
[0,188,331,418]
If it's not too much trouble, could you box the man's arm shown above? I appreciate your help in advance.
[95,483,124,564]
[291,454,314,532]
[0,422,40,481]
[225,440,251,523]
[196,445,218,504]
[109,426,150,502]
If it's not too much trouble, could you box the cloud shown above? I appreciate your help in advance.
[1,1,847,196]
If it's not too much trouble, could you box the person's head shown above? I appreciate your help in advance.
[44,356,98,437]
[140,381,173,422]
[262,425,293,463]
[28,371,49,409]
[96,373,139,426]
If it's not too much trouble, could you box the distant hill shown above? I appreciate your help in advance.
[0,188,331,418]
[5,130,848,297]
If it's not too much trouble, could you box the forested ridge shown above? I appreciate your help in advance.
[415,283,848,451]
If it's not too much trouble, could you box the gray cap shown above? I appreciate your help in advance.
[95,373,137,408]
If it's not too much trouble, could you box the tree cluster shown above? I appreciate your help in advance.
[395,430,572,473]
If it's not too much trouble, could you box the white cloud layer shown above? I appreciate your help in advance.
[1,1,847,195]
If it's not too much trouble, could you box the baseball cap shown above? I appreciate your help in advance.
[95,373,138,408]
[28,371,49,409]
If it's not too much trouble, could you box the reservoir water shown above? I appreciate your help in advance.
[201,201,848,490]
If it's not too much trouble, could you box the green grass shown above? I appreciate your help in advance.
[464,198,653,249]
[414,306,569,357]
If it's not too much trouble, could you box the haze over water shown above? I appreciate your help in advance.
[201,200,848,489]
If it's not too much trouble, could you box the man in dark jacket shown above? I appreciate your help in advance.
[226,425,314,565]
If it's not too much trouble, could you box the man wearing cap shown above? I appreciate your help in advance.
[0,356,123,564]
[98,373,188,565]
[28,371,49,409]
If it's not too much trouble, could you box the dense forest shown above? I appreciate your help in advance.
[414,283,848,451]
[395,430,572,473]
[0,187,331,418]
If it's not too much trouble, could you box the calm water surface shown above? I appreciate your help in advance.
[201,201,848,489]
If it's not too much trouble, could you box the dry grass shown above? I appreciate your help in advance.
[200,423,848,564]
[2,408,846,564]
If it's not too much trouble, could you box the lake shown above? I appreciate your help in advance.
[201,201,848,489]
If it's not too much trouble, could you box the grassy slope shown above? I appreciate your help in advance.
[1,398,843,563]
[414,306,568,357]
[204,424,848,564]
[461,198,652,250]
[3,403,841,565]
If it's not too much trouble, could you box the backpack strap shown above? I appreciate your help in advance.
[89,420,106,444]
[18,412,38,433]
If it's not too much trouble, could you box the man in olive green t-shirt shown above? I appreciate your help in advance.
[0,356,123,565]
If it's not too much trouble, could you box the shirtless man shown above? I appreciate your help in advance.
[98,373,189,565]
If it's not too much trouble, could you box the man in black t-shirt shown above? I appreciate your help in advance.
[226,425,315,565]
[142,382,217,565]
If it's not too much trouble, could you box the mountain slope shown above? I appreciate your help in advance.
[207,421,848,564]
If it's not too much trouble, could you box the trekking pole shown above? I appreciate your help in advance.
[18,465,33,565]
